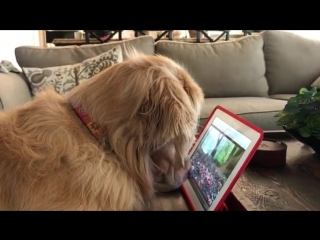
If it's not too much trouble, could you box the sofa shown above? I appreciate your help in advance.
[1,30,320,132]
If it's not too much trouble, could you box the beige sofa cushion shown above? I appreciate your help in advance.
[269,94,295,101]
[155,35,269,98]
[15,36,154,69]
[200,97,287,131]
[311,75,320,89]
[22,45,123,96]
[0,73,32,111]
[263,30,320,95]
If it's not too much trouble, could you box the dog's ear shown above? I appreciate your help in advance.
[107,71,198,198]
[141,74,197,146]
[138,71,198,169]
[109,127,154,200]
[175,67,204,117]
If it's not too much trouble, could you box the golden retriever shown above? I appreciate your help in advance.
[0,51,204,210]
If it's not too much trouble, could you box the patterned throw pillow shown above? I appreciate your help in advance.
[22,45,123,95]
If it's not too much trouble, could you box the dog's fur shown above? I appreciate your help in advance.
[0,52,204,210]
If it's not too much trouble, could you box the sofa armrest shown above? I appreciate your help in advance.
[0,72,32,111]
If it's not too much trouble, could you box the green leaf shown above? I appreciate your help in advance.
[288,97,299,104]
[295,109,308,123]
[314,92,320,100]
[299,88,309,94]
[308,108,320,115]
[310,87,318,96]
[284,103,300,114]
[312,132,320,137]
[274,110,287,118]
[299,92,313,102]
[301,101,318,110]
[293,123,305,129]
[277,114,295,126]
[299,127,311,137]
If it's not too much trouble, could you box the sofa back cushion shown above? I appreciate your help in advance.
[15,36,155,69]
[155,35,269,98]
[263,30,320,95]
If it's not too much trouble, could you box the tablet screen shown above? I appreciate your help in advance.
[189,117,252,210]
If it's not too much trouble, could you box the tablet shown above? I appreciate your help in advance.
[182,105,263,211]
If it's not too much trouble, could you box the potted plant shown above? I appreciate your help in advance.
[275,87,320,154]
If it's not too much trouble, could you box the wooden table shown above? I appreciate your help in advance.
[148,133,320,211]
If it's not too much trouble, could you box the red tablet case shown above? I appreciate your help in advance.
[181,105,263,211]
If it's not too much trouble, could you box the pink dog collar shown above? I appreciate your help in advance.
[73,106,103,139]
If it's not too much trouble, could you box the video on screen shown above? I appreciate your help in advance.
[189,123,246,210]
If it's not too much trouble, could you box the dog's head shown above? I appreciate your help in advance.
[68,50,204,199]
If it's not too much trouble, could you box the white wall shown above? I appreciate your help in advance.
[113,30,245,38]
[115,30,320,39]
[1,30,320,70]
[208,30,320,39]
[282,30,320,40]
[0,30,40,70]
[178,30,243,38]
[184,30,320,40]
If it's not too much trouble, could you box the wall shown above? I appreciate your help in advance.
[2,30,320,70]
[0,30,41,70]
[113,30,245,39]
[205,30,243,36]
[134,30,320,39]
[282,30,320,40]
[173,30,243,38]
[184,30,320,40]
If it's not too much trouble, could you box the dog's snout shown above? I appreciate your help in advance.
[183,171,189,182]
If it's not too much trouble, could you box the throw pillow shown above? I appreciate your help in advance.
[22,45,123,95]
[311,75,320,89]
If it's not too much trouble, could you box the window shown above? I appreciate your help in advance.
[0,30,40,70]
